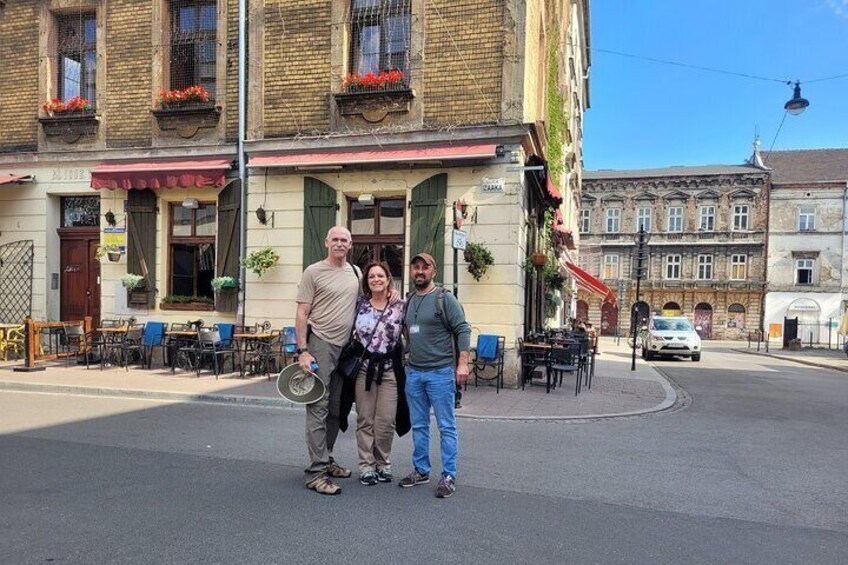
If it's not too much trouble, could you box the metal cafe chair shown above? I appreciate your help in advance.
[547,343,581,396]
[60,323,93,369]
[467,334,506,393]
[194,329,238,378]
[518,339,550,391]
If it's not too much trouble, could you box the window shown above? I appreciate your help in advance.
[61,196,100,228]
[605,208,621,233]
[169,0,217,96]
[665,254,681,279]
[348,198,406,292]
[697,254,713,280]
[56,13,97,103]
[699,205,715,231]
[603,254,619,279]
[730,254,747,280]
[733,205,749,231]
[636,206,651,232]
[350,0,411,83]
[667,207,683,232]
[798,207,816,231]
[169,202,216,298]
[579,209,590,233]
[796,259,815,285]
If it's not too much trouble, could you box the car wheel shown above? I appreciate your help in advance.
[692,354,701,362]
[645,350,654,360]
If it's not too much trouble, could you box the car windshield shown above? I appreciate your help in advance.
[652,319,692,332]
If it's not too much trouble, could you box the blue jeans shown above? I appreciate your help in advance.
[405,366,458,479]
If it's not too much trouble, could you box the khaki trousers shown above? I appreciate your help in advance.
[354,365,398,473]
[304,334,344,484]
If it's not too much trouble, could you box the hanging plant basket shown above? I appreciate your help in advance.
[530,253,547,267]
[107,251,123,262]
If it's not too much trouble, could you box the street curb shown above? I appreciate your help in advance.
[733,348,848,374]
[0,361,678,422]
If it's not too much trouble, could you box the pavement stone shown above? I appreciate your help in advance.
[0,338,676,420]
[736,345,848,374]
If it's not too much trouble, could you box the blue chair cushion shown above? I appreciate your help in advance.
[477,334,499,361]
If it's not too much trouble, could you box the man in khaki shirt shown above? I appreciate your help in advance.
[296,226,360,495]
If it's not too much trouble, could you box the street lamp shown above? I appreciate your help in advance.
[631,227,651,371]
[784,81,809,115]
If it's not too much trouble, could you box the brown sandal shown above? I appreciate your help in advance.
[306,477,341,495]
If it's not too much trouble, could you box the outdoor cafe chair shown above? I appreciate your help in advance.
[135,322,167,369]
[194,329,238,378]
[1,324,26,361]
[547,343,581,396]
[467,334,506,393]
[60,323,93,369]
[518,339,549,391]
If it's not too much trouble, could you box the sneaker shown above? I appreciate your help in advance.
[359,471,378,486]
[306,476,341,495]
[398,469,430,488]
[435,475,456,498]
[376,468,393,483]
[327,461,352,479]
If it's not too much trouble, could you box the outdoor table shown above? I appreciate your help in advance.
[234,332,277,378]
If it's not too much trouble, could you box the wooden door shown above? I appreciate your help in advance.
[60,236,100,325]
[694,303,713,339]
[600,302,618,336]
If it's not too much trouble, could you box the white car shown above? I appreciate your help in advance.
[641,316,702,362]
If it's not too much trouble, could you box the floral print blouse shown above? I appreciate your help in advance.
[353,297,405,357]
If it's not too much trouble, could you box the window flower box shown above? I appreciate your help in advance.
[151,86,220,138]
[159,295,215,312]
[334,71,414,123]
[39,97,98,143]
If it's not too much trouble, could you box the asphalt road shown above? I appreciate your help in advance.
[1,347,846,564]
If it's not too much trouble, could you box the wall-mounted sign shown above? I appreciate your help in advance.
[481,178,504,194]
[103,227,126,252]
[452,229,467,251]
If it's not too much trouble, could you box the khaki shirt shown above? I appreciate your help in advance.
[296,261,360,346]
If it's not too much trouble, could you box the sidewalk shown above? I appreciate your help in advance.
[735,344,848,374]
[0,338,675,420]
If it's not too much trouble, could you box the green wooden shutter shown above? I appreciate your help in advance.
[303,177,338,269]
[215,180,241,312]
[409,173,447,285]
[126,189,158,308]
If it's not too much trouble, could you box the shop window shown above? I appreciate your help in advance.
[169,0,217,96]
[349,197,406,292]
[349,0,411,84]
[56,12,97,103]
[61,196,100,227]
[169,202,216,298]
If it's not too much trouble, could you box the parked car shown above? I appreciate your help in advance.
[641,316,702,361]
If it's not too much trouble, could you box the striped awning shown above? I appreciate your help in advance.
[564,261,616,305]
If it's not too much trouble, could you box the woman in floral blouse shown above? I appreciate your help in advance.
[346,261,409,486]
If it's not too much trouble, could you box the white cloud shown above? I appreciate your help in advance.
[825,0,848,18]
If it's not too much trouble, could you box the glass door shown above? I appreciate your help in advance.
[349,198,405,293]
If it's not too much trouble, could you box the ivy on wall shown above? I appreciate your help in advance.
[546,38,568,187]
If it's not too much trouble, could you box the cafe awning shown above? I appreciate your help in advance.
[90,159,232,190]
[0,174,35,185]
[552,209,576,250]
[564,261,616,305]
[248,143,498,168]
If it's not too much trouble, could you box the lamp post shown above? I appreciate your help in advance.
[631,227,650,371]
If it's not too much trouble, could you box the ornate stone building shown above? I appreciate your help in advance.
[579,158,769,340]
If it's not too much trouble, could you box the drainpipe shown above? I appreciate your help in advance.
[237,0,248,326]
[842,182,848,319]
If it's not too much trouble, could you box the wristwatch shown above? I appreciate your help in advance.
[296,348,308,355]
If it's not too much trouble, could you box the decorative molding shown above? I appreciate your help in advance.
[151,103,221,139]
[333,88,415,123]
[38,112,99,144]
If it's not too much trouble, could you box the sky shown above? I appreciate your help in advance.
[583,0,848,170]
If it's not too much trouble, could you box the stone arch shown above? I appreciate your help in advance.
[662,301,681,316]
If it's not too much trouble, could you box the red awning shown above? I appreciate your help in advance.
[564,261,616,305]
[0,174,34,185]
[552,210,576,250]
[90,159,231,190]
[546,176,563,204]
[249,143,498,168]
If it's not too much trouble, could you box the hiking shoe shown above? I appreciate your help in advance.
[376,468,393,483]
[306,476,341,495]
[398,469,430,488]
[359,471,378,486]
[435,475,456,498]
[327,461,352,479]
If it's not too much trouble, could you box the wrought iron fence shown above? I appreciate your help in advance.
[0,240,34,323]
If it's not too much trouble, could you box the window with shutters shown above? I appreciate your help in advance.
[348,198,406,293]
[168,202,216,298]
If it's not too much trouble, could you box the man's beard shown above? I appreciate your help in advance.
[413,276,431,289]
